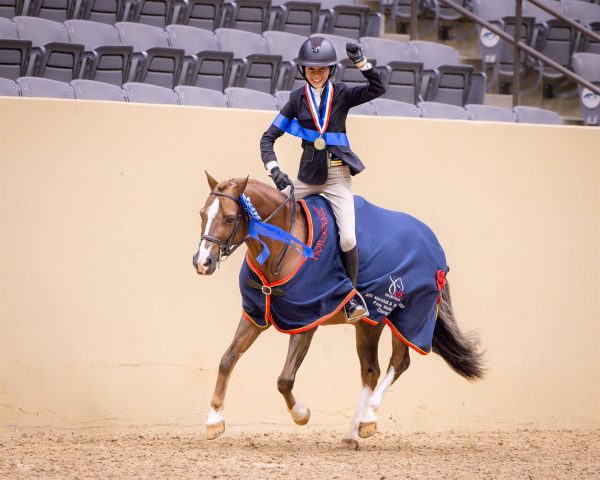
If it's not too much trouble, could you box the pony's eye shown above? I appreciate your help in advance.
[224,215,236,224]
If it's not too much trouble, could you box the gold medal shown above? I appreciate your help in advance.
[314,136,326,150]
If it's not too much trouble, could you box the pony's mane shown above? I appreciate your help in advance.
[217,177,285,200]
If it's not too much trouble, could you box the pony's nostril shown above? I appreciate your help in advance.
[204,257,213,267]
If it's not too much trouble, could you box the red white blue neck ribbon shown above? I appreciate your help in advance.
[240,194,313,265]
[305,81,334,136]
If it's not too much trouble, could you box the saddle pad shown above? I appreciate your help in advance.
[240,195,448,354]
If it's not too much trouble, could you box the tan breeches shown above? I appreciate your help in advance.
[293,165,356,252]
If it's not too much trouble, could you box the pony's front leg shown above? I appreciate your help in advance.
[207,316,263,440]
[277,328,316,426]
[359,334,410,439]
[343,321,385,449]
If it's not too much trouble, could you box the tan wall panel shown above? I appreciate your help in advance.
[0,98,598,432]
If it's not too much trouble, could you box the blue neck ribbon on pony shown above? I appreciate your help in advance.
[240,194,313,265]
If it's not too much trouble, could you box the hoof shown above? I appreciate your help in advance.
[341,438,360,450]
[293,407,310,426]
[206,421,225,440]
[358,421,377,438]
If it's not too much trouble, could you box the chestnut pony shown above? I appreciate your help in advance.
[193,173,484,448]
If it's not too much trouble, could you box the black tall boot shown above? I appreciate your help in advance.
[341,246,367,323]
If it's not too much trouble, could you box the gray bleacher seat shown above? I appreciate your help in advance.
[221,0,270,34]
[563,0,600,54]
[513,105,563,124]
[274,88,290,108]
[418,101,469,120]
[269,0,320,36]
[1,0,24,18]
[216,28,281,93]
[122,81,179,103]
[115,22,184,88]
[79,0,129,24]
[525,0,576,93]
[71,78,126,101]
[360,36,421,104]
[472,0,542,94]
[27,0,78,22]
[349,100,376,115]
[14,16,83,82]
[466,104,517,122]
[166,24,232,91]
[175,0,225,31]
[572,52,600,125]
[262,30,306,90]
[175,84,229,106]
[65,19,132,85]
[319,0,371,40]
[129,0,177,27]
[372,98,420,117]
[225,85,278,109]
[410,40,474,106]
[0,17,31,80]
[17,75,75,98]
[0,76,19,95]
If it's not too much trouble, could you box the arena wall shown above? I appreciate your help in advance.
[1,97,598,433]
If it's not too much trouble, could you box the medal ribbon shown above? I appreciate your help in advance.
[305,81,334,137]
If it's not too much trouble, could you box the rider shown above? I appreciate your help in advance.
[259,36,386,322]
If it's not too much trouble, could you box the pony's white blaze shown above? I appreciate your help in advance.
[197,198,220,273]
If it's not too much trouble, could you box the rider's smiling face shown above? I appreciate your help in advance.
[305,66,330,89]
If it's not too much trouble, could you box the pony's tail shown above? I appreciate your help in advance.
[432,281,486,382]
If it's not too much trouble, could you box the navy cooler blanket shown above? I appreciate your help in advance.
[240,196,355,334]
[240,195,448,354]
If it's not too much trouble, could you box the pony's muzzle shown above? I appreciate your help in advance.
[193,244,218,275]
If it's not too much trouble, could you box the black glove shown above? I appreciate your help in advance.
[346,42,364,64]
[270,167,292,191]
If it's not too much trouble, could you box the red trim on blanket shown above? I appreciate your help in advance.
[268,288,357,335]
[242,310,271,329]
[383,317,431,356]
[360,317,379,326]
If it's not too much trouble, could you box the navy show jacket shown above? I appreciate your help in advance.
[260,67,385,185]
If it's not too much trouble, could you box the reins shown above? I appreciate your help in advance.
[200,185,297,276]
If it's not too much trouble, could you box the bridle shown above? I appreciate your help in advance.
[199,186,297,275]
[200,190,246,261]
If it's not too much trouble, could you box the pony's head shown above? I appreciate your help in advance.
[193,172,249,275]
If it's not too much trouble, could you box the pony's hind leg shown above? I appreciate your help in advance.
[277,328,316,426]
[359,333,410,438]
[207,316,263,440]
[343,321,385,449]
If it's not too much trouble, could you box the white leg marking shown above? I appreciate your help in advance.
[206,407,224,426]
[362,366,396,423]
[288,402,309,422]
[197,198,219,273]
[344,385,373,441]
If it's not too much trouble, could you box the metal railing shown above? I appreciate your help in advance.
[406,0,600,107]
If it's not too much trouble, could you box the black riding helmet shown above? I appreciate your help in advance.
[296,37,337,87]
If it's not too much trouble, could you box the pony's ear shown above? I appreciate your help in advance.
[233,176,249,196]
[205,171,219,190]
